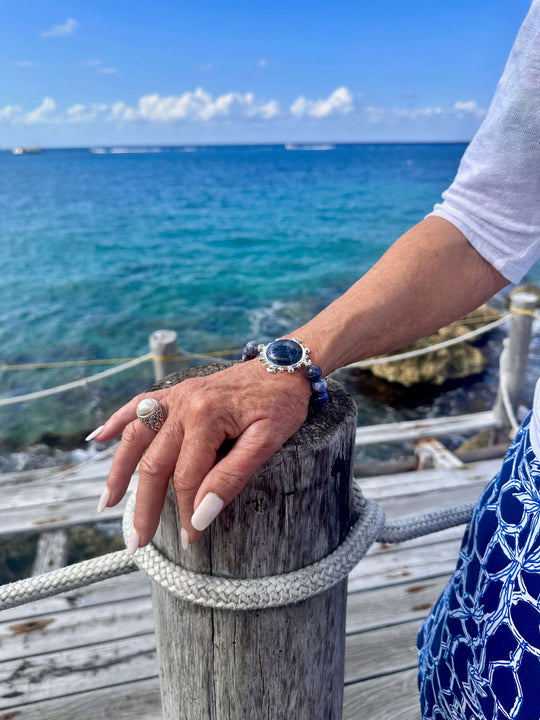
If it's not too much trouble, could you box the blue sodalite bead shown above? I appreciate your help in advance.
[311,378,327,394]
[242,340,259,361]
[266,339,303,366]
[312,390,329,406]
[306,364,322,380]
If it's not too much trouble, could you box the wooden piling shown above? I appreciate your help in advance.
[149,329,180,382]
[492,292,538,441]
[148,363,357,720]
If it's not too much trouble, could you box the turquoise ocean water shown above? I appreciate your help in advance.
[2,143,539,471]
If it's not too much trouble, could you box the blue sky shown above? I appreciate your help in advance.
[0,0,533,147]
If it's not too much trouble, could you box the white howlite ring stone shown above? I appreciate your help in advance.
[137,398,157,417]
[136,398,164,432]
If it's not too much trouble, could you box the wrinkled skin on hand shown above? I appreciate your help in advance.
[95,361,312,546]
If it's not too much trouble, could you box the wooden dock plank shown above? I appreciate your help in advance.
[346,575,449,634]
[355,410,497,445]
[343,668,421,720]
[345,619,420,683]
[0,634,158,709]
[0,494,129,536]
[357,457,501,499]
[349,536,462,592]
[0,677,162,720]
[0,596,154,661]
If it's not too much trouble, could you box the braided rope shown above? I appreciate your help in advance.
[121,488,386,610]
[378,502,476,544]
[0,551,138,611]
[0,484,478,612]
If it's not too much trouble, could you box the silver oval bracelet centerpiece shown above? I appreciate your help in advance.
[259,337,312,373]
[241,337,329,406]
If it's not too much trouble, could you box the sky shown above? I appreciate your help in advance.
[0,0,533,147]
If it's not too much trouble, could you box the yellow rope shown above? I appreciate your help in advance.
[509,306,539,318]
[0,348,242,371]
[3,312,528,372]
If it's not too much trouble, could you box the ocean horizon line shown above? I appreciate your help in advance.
[0,139,471,152]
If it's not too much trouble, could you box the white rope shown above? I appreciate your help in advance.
[0,353,153,407]
[345,314,510,370]
[0,551,138,610]
[0,486,385,611]
[120,488,385,610]
[0,481,480,612]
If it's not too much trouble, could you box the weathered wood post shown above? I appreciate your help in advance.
[492,291,538,442]
[149,329,181,382]
[148,363,357,720]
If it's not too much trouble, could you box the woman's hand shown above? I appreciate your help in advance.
[91,361,312,552]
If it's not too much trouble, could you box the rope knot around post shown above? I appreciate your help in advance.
[122,487,385,610]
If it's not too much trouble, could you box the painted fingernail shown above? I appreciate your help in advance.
[191,493,224,532]
[85,425,105,442]
[96,486,110,513]
[181,528,190,550]
[126,528,140,555]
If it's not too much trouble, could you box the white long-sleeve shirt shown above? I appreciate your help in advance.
[429,0,540,283]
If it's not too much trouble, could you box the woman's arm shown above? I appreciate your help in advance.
[293,216,508,375]
[94,216,507,551]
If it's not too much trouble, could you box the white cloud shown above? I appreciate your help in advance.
[24,97,56,124]
[453,100,486,118]
[0,104,23,121]
[0,89,487,132]
[258,58,268,68]
[364,99,486,124]
[0,98,57,125]
[67,103,109,123]
[199,63,214,73]
[111,89,281,122]
[41,18,79,38]
[14,60,39,68]
[290,86,354,118]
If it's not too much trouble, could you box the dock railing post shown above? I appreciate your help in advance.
[148,363,357,720]
[492,292,538,442]
[149,329,181,382]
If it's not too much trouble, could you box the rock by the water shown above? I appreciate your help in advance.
[367,304,502,388]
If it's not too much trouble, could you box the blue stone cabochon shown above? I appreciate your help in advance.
[260,337,310,372]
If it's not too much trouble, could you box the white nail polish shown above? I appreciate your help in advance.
[181,528,190,550]
[85,425,105,442]
[191,493,224,532]
[126,528,140,555]
[97,487,110,513]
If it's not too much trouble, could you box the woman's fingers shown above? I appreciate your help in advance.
[172,420,226,543]
[184,420,283,541]
[129,408,186,548]
[104,418,158,508]
[90,388,170,442]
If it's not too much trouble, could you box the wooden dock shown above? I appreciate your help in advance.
[0,451,503,719]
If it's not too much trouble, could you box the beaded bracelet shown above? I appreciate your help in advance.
[241,337,329,407]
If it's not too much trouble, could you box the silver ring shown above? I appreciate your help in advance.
[136,398,164,432]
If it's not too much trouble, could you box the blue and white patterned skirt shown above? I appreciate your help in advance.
[417,412,540,719]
